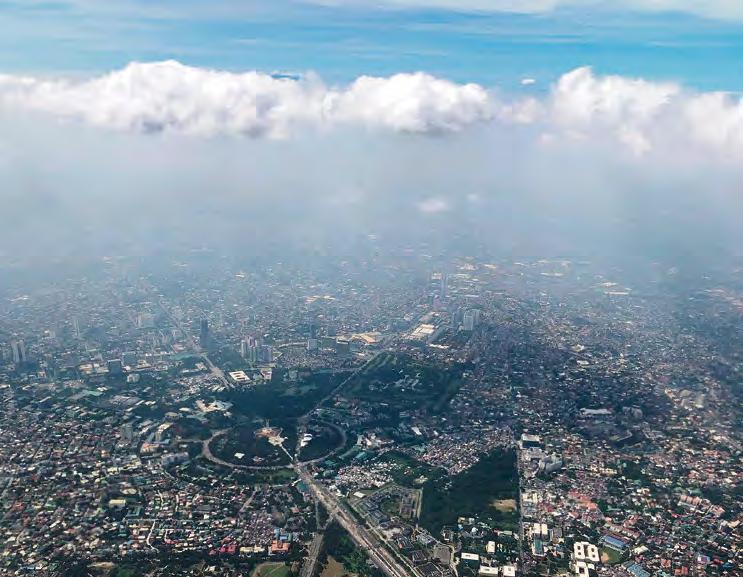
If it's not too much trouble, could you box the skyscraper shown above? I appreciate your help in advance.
[11,340,26,365]
[241,336,261,363]
[120,422,134,442]
[240,337,250,359]
[122,351,137,368]
[199,319,209,349]
[259,344,273,363]
[107,359,123,375]
[463,310,476,331]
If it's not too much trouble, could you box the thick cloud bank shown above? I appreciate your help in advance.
[0,61,491,138]
[545,67,743,159]
[2,61,743,161]
[1,62,742,268]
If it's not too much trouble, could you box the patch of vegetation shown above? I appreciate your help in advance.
[420,449,518,535]
[89,552,264,577]
[341,353,464,419]
[299,422,344,462]
[212,420,296,467]
[318,521,384,577]
[600,546,624,565]
[235,467,298,485]
[374,451,444,487]
[227,372,344,420]
[252,562,292,577]
[318,503,329,528]
[112,567,141,577]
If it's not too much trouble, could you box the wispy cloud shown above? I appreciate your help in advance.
[418,196,450,213]
[301,0,743,21]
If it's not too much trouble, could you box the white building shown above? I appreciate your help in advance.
[573,541,600,563]
[572,541,600,577]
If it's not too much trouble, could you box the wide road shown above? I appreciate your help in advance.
[297,466,413,577]
[300,532,325,577]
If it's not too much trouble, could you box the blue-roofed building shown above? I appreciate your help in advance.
[624,562,650,577]
[601,535,629,552]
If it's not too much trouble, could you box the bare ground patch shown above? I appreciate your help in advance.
[492,498,517,513]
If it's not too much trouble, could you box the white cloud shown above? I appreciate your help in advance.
[2,61,742,263]
[539,66,743,159]
[326,73,491,133]
[496,96,543,124]
[0,60,490,138]
[541,66,679,156]
[418,196,450,213]
[551,66,679,128]
[682,91,743,153]
[3,61,743,162]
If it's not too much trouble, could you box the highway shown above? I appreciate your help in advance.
[297,466,413,577]
[300,531,325,577]
[295,348,414,577]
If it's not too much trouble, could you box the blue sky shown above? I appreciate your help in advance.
[2,1,743,91]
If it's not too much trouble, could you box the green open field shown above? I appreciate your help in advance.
[251,562,291,577]
[600,546,624,565]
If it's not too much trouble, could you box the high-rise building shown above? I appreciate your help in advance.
[122,351,137,368]
[241,336,260,362]
[199,319,209,349]
[463,310,476,331]
[11,340,26,365]
[120,422,134,442]
[107,359,123,375]
[259,345,273,363]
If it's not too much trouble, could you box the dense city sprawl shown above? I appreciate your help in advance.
[0,253,740,577]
